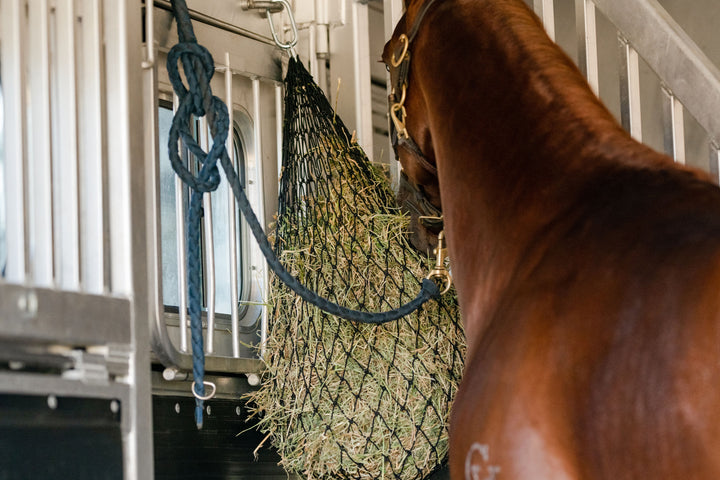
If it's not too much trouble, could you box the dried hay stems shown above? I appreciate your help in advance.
[246,145,465,480]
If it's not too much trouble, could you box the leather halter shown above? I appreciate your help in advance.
[387,0,440,176]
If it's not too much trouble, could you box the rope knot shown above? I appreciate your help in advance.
[167,42,215,116]
[167,41,230,195]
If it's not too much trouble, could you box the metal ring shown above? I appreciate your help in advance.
[391,34,409,68]
[265,0,298,50]
[428,272,453,296]
[192,380,217,401]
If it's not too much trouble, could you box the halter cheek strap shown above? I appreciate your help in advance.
[388,0,440,174]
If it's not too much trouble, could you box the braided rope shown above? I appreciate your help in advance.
[166,0,441,428]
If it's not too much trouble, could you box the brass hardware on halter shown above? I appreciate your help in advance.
[391,99,409,139]
[427,230,452,295]
[391,34,410,67]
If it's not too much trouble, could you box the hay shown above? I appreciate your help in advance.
[246,142,465,480]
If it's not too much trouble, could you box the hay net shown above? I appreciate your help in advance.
[248,57,466,480]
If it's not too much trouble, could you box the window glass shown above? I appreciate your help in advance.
[158,105,245,315]
[158,106,181,307]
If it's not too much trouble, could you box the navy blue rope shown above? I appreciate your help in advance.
[166,0,441,427]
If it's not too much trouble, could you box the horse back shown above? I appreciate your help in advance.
[451,159,720,479]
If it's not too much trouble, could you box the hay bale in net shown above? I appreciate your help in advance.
[247,58,466,480]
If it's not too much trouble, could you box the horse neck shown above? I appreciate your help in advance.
[412,0,648,343]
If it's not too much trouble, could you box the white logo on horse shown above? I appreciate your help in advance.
[465,443,501,480]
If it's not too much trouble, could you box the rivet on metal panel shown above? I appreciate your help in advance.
[246,373,261,386]
[17,291,38,318]
[162,367,189,381]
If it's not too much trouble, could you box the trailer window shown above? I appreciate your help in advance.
[157,104,247,316]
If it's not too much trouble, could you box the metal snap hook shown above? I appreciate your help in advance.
[427,231,453,295]
[265,0,298,53]
[390,103,409,139]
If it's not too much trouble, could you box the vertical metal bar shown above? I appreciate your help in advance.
[575,0,599,94]
[663,87,686,164]
[618,35,642,142]
[142,0,155,68]
[314,0,330,92]
[55,0,81,290]
[275,83,283,186]
[533,0,556,41]
[103,0,133,295]
[252,77,268,358]
[199,117,216,355]
[173,94,189,353]
[308,16,318,78]
[1,0,28,284]
[224,53,240,358]
[710,143,720,184]
[351,1,373,158]
[79,0,106,294]
[28,0,55,287]
[115,1,156,475]
[384,0,403,191]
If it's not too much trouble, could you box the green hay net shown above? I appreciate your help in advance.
[247,58,466,480]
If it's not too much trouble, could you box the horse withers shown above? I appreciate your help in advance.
[383,0,720,479]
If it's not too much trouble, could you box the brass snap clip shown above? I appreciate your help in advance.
[390,83,409,139]
[427,230,452,295]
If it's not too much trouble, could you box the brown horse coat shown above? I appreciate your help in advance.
[384,1,720,478]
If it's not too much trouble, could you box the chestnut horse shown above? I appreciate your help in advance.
[382,0,720,479]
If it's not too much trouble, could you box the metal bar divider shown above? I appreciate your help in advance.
[710,144,720,183]
[1,0,28,284]
[104,0,135,296]
[28,0,54,288]
[592,0,720,144]
[79,0,107,295]
[224,53,242,359]
[663,87,686,164]
[251,77,269,359]
[198,116,217,354]
[55,0,81,291]
[618,35,643,142]
[173,93,190,352]
[575,0,600,94]
[533,0,556,41]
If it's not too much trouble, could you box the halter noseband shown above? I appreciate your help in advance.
[387,0,440,175]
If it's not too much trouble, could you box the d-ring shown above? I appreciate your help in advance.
[391,34,409,67]
[192,380,217,401]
